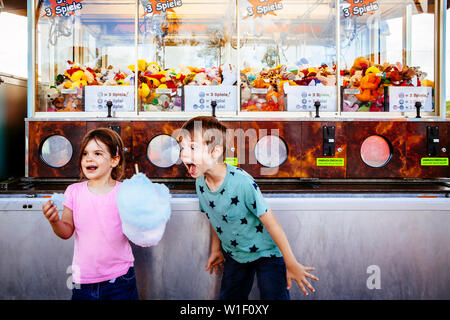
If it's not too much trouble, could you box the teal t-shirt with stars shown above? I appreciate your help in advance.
[196,164,282,263]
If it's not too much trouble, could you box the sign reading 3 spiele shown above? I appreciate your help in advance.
[246,0,284,18]
[142,0,183,15]
[342,0,379,18]
[44,0,83,17]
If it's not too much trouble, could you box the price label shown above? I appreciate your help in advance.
[84,85,135,112]
[184,86,237,112]
[388,87,433,112]
[284,85,337,112]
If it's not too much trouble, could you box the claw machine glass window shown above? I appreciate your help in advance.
[137,0,237,114]
[36,0,136,115]
[340,0,436,115]
[239,0,337,114]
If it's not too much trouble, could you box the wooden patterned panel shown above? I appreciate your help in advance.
[405,122,449,178]
[86,122,135,179]
[346,121,407,178]
[132,120,240,179]
[238,121,302,178]
[133,121,187,178]
[28,121,87,178]
[301,121,347,179]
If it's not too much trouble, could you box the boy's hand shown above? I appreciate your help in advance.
[286,261,318,295]
[42,200,60,224]
[205,251,225,275]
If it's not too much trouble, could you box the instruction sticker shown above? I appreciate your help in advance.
[285,85,337,112]
[84,85,135,112]
[224,157,238,166]
[316,158,345,167]
[388,87,434,112]
[420,158,449,166]
[184,86,237,112]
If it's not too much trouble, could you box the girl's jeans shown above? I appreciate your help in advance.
[71,267,139,300]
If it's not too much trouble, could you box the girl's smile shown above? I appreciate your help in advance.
[81,139,118,182]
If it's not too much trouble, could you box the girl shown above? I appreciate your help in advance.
[42,128,138,300]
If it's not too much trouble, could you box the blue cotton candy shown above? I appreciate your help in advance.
[117,173,171,234]
[50,193,65,218]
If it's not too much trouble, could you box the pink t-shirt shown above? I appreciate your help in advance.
[63,180,134,284]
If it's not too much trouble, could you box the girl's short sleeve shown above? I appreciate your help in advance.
[63,184,75,211]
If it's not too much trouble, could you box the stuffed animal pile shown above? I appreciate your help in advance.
[137,60,237,111]
[341,57,434,112]
[43,57,433,113]
[44,60,133,112]
[240,64,336,111]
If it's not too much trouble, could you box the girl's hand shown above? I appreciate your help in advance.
[286,261,318,295]
[205,250,225,275]
[42,200,60,224]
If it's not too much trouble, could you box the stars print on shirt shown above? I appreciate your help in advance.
[230,171,235,176]
[230,196,239,206]
[249,244,259,252]
[251,201,257,210]
[252,182,258,190]
[230,239,238,247]
[220,189,225,195]
[216,227,223,235]
[255,224,264,233]
[199,185,205,193]
[209,201,215,209]
[222,215,228,223]
[240,217,247,224]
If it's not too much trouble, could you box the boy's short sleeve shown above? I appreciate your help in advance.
[242,178,269,217]
[63,184,74,211]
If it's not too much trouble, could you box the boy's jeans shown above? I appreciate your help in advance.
[71,267,139,300]
[219,252,290,300]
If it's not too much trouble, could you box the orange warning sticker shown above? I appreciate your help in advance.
[246,0,284,18]
[342,0,379,18]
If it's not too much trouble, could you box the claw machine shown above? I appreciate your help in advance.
[0,0,449,300]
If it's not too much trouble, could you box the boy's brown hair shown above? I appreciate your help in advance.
[179,116,228,157]
[79,127,125,181]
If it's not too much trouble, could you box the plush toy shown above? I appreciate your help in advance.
[355,73,381,102]
[52,97,65,111]
[349,70,363,88]
[349,56,371,75]
[342,94,360,112]
[192,72,211,86]
[45,86,60,111]
[220,64,237,86]
[146,62,161,75]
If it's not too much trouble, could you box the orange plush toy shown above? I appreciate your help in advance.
[350,56,371,75]
[355,74,381,102]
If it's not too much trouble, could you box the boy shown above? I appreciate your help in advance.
[178,116,318,300]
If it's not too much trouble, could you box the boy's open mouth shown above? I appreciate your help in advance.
[185,163,198,176]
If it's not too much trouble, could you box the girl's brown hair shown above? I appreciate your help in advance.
[78,128,125,181]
